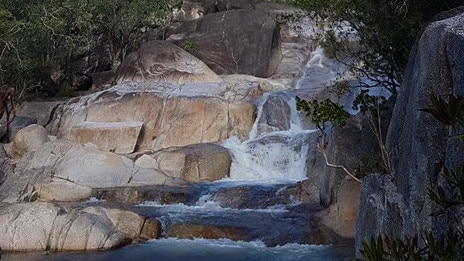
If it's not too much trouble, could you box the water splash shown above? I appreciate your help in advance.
[223,93,317,183]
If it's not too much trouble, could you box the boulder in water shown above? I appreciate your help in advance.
[165,223,252,241]
[153,143,231,182]
[0,202,132,251]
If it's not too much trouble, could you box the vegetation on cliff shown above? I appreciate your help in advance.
[358,94,464,260]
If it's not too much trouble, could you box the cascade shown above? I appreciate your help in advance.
[222,94,315,183]
[222,47,351,184]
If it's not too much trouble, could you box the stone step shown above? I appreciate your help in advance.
[70,121,143,154]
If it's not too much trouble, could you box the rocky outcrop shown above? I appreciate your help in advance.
[168,9,281,77]
[115,40,222,84]
[0,202,160,251]
[53,83,256,152]
[17,101,63,127]
[355,10,464,255]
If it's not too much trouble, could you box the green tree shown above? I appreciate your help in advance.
[293,0,424,95]
[0,0,179,96]
[90,0,179,68]
[0,8,23,85]
[292,0,462,95]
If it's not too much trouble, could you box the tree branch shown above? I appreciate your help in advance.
[318,142,362,183]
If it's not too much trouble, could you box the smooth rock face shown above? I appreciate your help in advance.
[69,121,143,153]
[319,115,363,207]
[132,155,188,186]
[10,124,50,159]
[35,181,93,201]
[355,11,464,255]
[55,86,256,151]
[153,143,231,182]
[0,202,131,251]
[169,9,281,77]
[82,206,161,240]
[115,40,222,84]
[355,174,404,251]
[54,146,134,188]
[316,179,361,239]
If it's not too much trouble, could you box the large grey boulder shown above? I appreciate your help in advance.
[33,143,135,201]
[0,202,160,251]
[54,145,134,188]
[168,9,281,77]
[0,203,129,251]
[17,101,63,126]
[115,40,222,84]
[0,140,80,202]
[256,94,291,135]
[355,10,464,255]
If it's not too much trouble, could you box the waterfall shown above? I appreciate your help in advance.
[222,93,316,183]
[222,46,356,184]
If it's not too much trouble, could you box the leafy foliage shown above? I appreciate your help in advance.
[295,96,350,131]
[0,0,179,97]
[353,90,388,114]
[359,232,462,261]
[182,39,197,54]
[420,94,464,128]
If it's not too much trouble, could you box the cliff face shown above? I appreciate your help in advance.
[355,9,464,255]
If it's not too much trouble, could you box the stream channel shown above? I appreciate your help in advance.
[2,47,355,261]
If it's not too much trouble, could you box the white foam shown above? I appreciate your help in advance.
[85,197,106,203]
[137,200,288,213]
[222,133,310,183]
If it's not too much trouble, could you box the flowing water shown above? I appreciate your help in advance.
[2,48,357,261]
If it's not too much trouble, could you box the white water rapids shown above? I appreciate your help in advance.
[221,46,352,184]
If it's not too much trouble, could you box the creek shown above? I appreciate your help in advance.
[2,47,356,261]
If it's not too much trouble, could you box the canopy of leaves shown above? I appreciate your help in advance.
[296,96,350,131]
[0,0,179,96]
